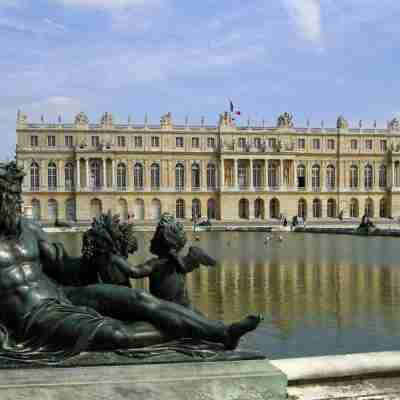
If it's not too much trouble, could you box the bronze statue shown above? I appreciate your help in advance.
[82,212,216,309]
[0,161,261,364]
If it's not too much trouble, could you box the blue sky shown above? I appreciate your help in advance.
[2,0,400,158]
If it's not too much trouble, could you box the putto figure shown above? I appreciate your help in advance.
[0,161,261,364]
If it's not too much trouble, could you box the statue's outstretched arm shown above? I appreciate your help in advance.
[111,254,164,279]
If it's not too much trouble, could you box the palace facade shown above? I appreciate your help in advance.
[15,110,400,223]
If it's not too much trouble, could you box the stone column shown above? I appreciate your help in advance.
[280,160,284,188]
[201,160,207,192]
[86,159,90,190]
[392,161,395,188]
[76,159,81,190]
[220,159,225,190]
[112,159,116,190]
[41,160,47,190]
[233,159,238,189]
[103,158,107,188]
[186,160,191,191]
[59,160,65,192]
[249,159,254,190]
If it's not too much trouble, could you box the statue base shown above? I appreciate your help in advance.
[0,351,287,400]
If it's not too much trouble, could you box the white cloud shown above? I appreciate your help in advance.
[282,0,323,47]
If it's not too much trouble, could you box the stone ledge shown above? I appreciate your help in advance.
[0,359,287,400]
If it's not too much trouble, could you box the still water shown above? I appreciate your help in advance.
[50,231,400,359]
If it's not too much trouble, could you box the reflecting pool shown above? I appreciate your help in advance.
[50,231,400,359]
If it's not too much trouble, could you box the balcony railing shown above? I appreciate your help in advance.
[191,186,201,192]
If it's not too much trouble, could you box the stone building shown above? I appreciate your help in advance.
[15,110,400,223]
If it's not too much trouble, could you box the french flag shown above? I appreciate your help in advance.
[229,100,241,115]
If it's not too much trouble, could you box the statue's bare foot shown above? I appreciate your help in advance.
[224,314,262,350]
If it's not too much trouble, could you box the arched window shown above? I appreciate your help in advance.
[175,163,185,191]
[268,161,279,188]
[151,163,160,189]
[90,198,102,219]
[270,198,280,219]
[312,165,320,190]
[191,163,200,189]
[365,165,373,190]
[117,198,128,221]
[297,164,305,188]
[90,160,101,188]
[192,199,201,219]
[380,198,388,218]
[48,199,58,220]
[134,163,144,189]
[207,163,216,189]
[379,165,387,188]
[31,199,41,220]
[117,163,127,189]
[48,162,57,191]
[326,165,336,190]
[313,199,322,218]
[350,198,359,218]
[253,162,262,188]
[65,198,76,222]
[327,198,337,218]
[254,198,265,219]
[238,199,249,219]
[298,199,307,219]
[350,165,358,188]
[238,161,247,188]
[176,199,185,219]
[150,199,161,220]
[65,162,74,190]
[207,198,217,219]
[30,162,40,191]
[365,198,374,218]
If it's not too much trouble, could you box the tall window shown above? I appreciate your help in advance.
[134,136,143,147]
[365,198,374,218]
[91,136,100,147]
[47,135,55,147]
[117,163,127,189]
[117,136,126,147]
[350,198,359,218]
[207,163,216,189]
[326,165,336,189]
[312,138,320,150]
[254,138,262,149]
[380,198,388,218]
[298,199,307,219]
[365,139,373,151]
[64,162,74,190]
[176,137,184,148]
[90,160,101,188]
[313,199,322,218]
[65,135,73,147]
[268,138,276,149]
[268,161,278,187]
[151,163,160,189]
[350,165,358,188]
[191,163,200,189]
[175,163,185,191]
[238,138,246,148]
[379,165,387,188]
[30,162,40,191]
[151,136,160,147]
[253,162,262,188]
[327,198,337,218]
[365,165,373,189]
[207,137,215,148]
[327,139,335,150]
[31,135,38,147]
[176,199,185,219]
[134,163,144,189]
[48,162,57,191]
[298,138,305,150]
[380,140,387,152]
[297,164,305,188]
[192,199,201,219]
[395,162,400,187]
[238,161,247,188]
[312,164,320,190]
[351,139,358,150]
[191,137,200,148]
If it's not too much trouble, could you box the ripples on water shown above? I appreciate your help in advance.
[50,231,400,359]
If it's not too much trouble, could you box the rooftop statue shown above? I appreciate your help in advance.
[101,111,113,127]
[160,112,172,129]
[336,115,349,129]
[0,161,261,364]
[276,112,293,128]
[388,117,400,131]
[74,112,89,126]
[219,111,234,128]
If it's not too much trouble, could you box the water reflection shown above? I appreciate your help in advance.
[50,231,400,358]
